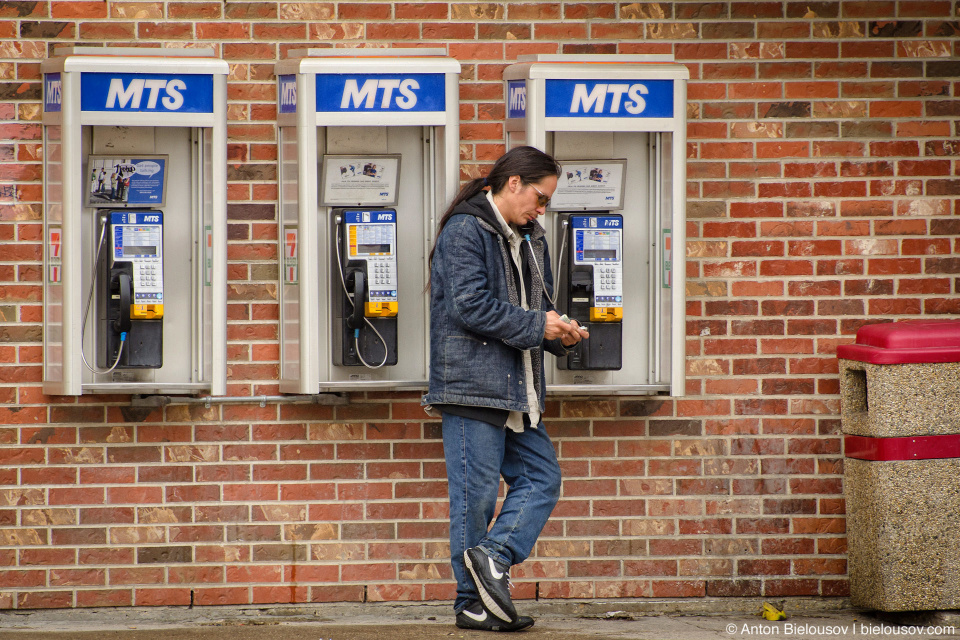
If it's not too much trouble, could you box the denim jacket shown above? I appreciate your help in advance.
[422,192,568,413]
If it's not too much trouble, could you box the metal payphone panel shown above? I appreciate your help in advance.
[504,54,687,396]
[275,49,460,393]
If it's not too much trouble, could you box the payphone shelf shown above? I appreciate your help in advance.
[547,384,670,396]
[82,382,211,395]
[316,380,427,392]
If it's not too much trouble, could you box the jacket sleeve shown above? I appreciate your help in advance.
[540,239,575,357]
[439,215,546,351]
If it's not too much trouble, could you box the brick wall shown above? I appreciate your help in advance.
[1,0,958,610]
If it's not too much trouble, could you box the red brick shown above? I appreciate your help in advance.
[76,589,133,608]
[51,2,108,18]
[17,591,73,609]
[396,3,448,19]
[700,142,754,160]
[788,280,840,297]
[868,298,922,315]
[785,81,838,99]
[898,278,951,294]
[729,82,782,100]
[337,2,390,18]
[899,159,951,176]
[648,538,703,556]
[647,578,705,598]
[867,258,922,275]
[759,259,814,276]
[308,585,365,603]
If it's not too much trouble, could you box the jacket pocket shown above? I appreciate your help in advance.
[442,334,505,399]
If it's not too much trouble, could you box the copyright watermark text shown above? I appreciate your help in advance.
[727,622,957,636]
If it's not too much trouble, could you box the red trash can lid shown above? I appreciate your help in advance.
[836,320,960,364]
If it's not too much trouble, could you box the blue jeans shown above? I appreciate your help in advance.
[442,412,562,613]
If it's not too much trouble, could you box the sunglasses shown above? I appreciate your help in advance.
[529,183,551,208]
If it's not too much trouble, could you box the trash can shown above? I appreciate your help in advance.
[838,319,960,611]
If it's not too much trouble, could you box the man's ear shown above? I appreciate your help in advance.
[507,175,522,193]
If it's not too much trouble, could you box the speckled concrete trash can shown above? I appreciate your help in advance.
[838,320,960,612]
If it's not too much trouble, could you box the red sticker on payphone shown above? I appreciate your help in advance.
[284,227,298,284]
[49,227,62,283]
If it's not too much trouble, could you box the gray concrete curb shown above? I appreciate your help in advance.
[1,597,856,631]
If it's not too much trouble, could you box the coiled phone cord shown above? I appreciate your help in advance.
[80,219,127,374]
[334,220,389,369]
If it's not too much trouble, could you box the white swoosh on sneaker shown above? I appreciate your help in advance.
[463,608,488,622]
[488,556,504,580]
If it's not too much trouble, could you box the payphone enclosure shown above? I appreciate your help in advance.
[41,47,228,396]
[275,49,460,394]
[504,54,688,397]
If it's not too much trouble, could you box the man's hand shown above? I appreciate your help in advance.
[545,310,589,346]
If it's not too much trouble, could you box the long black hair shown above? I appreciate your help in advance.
[428,145,562,270]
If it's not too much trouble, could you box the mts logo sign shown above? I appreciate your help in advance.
[507,80,526,119]
[278,75,297,113]
[317,73,445,113]
[352,210,396,225]
[107,78,187,110]
[571,83,649,115]
[341,78,420,110]
[44,73,62,112]
[545,79,674,119]
[80,72,214,113]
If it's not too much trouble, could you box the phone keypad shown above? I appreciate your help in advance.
[133,261,164,303]
[595,265,622,305]
[369,258,397,301]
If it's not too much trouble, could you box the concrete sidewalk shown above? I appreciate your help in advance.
[1,599,959,640]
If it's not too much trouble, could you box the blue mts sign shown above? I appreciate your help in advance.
[571,215,622,229]
[112,211,163,226]
[80,72,214,113]
[44,73,62,113]
[279,75,297,114]
[507,80,526,119]
[545,79,674,118]
[316,74,445,112]
[343,209,396,224]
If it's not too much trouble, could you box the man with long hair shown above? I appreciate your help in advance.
[423,146,588,632]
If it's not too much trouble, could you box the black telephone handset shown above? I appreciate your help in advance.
[113,269,133,334]
[346,268,366,331]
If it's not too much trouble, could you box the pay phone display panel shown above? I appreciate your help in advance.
[112,217,164,312]
[345,212,398,310]
[573,219,623,312]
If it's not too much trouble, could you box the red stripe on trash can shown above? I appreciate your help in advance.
[844,434,960,461]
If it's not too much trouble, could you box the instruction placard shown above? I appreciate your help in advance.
[550,160,626,211]
[320,155,401,207]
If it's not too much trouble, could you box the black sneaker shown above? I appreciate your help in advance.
[456,601,534,632]
[464,546,517,623]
